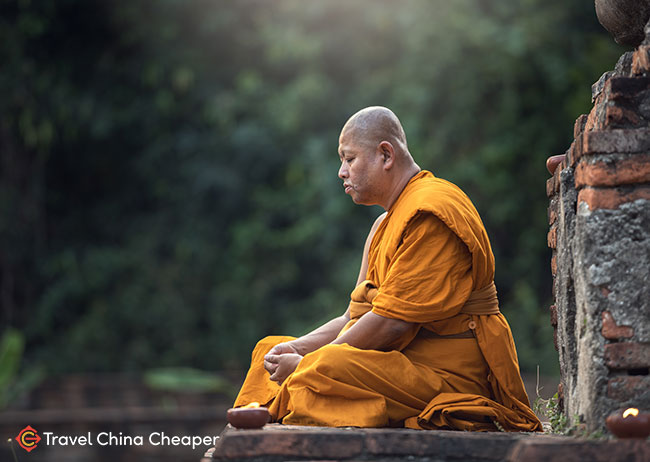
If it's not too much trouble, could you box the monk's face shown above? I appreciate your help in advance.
[337,129,385,206]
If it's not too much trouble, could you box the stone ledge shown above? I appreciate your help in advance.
[509,436,650,462]
[205,424,650,462]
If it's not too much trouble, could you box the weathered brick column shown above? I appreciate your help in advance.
[547,18,650,432]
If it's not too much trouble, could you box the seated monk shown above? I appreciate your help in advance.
[233,106,542,432]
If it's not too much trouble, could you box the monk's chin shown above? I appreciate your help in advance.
[351,196,373,206]
[347,190,373,206]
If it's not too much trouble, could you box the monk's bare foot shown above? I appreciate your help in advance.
[546,154,566,175]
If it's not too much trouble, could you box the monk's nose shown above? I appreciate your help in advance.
[338,162,348,179]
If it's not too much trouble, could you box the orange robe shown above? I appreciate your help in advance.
[234,170,542,432]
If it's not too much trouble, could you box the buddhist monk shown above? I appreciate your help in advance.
[233,106,542,432]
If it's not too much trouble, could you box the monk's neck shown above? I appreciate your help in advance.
[382,164,421,211]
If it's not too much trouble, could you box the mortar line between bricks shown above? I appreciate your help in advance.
[575,183,650,190]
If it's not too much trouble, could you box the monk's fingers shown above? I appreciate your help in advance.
[263,360,279,375]
[268,370,284,385]
[278,353,302,369]
[267,344,286,355]
[268,342,298,356]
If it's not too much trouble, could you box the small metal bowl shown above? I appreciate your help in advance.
[227,407,270,429]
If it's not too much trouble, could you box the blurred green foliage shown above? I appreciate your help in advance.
[0,329,24,407]
[0,328,44,407]
[0,0,623,378]
[144,367,238,398]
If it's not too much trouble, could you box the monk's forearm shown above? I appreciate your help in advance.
[290,314,350,356]
[330,311,413,351]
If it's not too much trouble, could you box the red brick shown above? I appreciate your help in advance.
[547,226,557,249]
[549,305,557,327]
[585,91,609,132]
[606,76,650,99]
[580,129,650,156]
[632,45,650,75]
[550,254,557,276]
[608,376,650,402]
[575,154,650,188]
[601,311,634,340]
[573,133,584,162]
[605,105,641,128]
[546,175,558,198]
[604,342,650,370]
[574,114,588,138]
[577,186,650,210]
[566,142,576,167]
[548,201,558,226]
[585,103,599,132]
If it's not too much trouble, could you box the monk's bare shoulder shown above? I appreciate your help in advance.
[370,212,388,234]
[355,212,388,287]
[365,212,387,248]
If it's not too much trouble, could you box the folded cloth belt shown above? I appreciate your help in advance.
[350,280,500,318]
[459,281,500,315]
[421,282,500,339]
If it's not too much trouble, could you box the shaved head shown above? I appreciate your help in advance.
[341,106,408,153]
[337,106,420,210]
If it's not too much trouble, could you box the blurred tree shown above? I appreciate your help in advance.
[0,0,623,377]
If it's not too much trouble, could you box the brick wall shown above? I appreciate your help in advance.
[547,25,650,432]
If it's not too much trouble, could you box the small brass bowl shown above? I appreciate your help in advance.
[606,411,650,439]
[227,407,270,429]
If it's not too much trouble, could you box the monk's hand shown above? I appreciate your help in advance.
[266,353,303,385]
[267,341,300,356]
[263,342,301,375]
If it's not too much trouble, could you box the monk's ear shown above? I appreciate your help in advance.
[378,141,395,170]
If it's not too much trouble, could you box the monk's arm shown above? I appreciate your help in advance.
[284,315,350,356]
[267,312,405,383]
[329,310,414,351]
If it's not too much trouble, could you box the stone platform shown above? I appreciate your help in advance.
[203,424,649,462]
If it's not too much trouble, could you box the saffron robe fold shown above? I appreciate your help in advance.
[234,170,542,432]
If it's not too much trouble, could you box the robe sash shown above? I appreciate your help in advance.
[348,279,500,320]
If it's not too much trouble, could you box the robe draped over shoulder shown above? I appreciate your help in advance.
[234,170,542,432]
